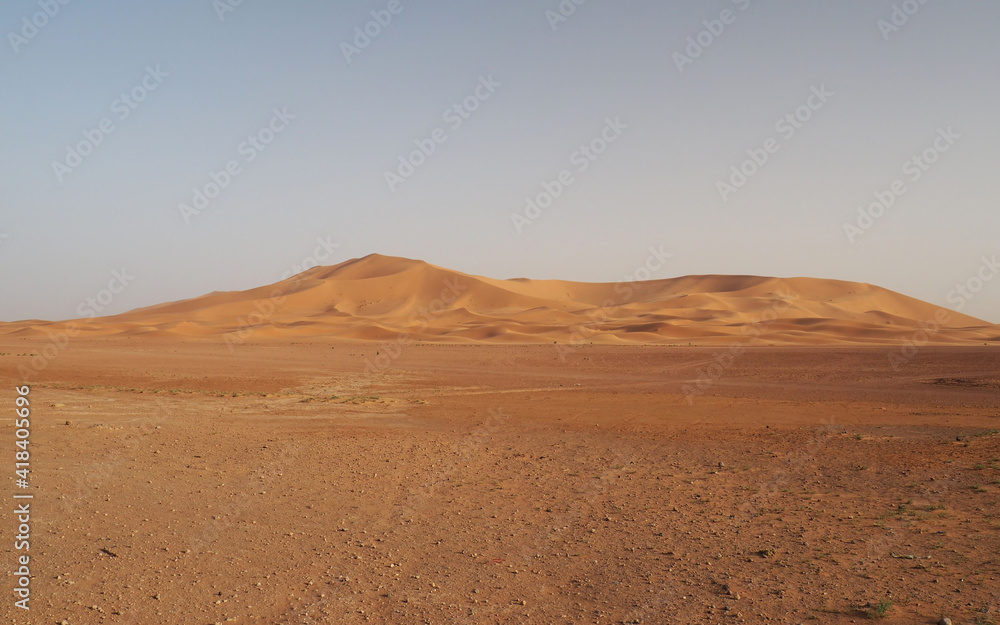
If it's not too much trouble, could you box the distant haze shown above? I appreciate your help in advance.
[1,1,997,323]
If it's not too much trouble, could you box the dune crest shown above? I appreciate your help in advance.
[3,253,997,345]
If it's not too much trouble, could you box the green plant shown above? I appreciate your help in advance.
[866,598,892,619]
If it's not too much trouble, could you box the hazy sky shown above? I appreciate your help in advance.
[1,1,998,323]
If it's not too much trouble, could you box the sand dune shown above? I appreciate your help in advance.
[2,253,997,345]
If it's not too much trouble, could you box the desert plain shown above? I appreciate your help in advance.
[2,256,999,625]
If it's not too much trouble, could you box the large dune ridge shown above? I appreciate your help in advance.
[2,253,998,345]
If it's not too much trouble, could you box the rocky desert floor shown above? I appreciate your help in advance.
[2,341,999,624]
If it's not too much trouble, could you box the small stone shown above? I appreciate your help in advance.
[939,618,952,625]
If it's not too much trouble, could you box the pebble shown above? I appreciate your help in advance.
[939,619,952,625]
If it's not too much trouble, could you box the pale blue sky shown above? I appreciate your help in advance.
[1,1,998,322]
